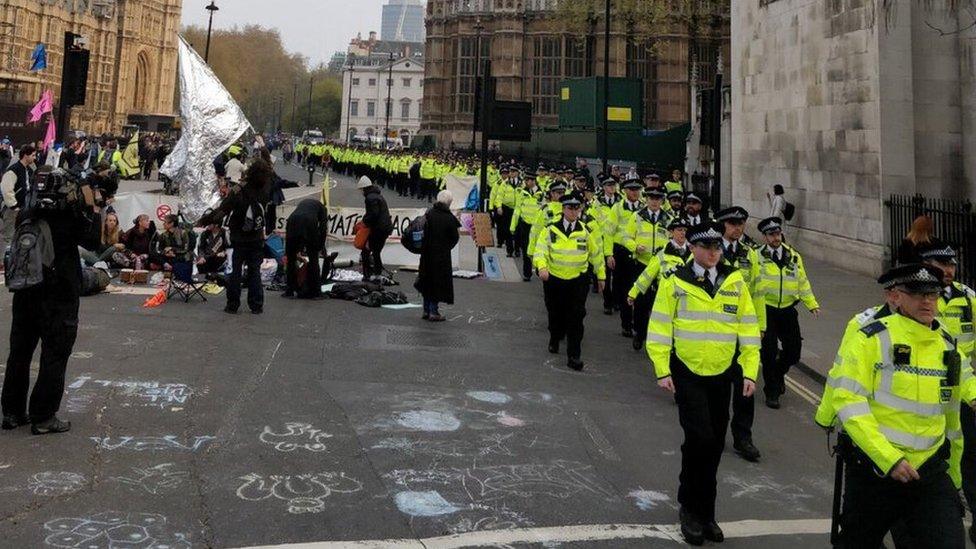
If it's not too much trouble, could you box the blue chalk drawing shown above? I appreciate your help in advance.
[466,391,512,404]
[395,410,461,432]
[628,489,670,511]
[395,491,461,517]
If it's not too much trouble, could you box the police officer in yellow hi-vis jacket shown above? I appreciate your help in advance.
[510,171,544,281]
[825,264,976,548]
[534,193,606,372]
[756,216,820,410]
[646,222,761,546]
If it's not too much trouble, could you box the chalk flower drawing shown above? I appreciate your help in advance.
[236,472,363,514]
[28,472,86,496]
[44,512,191,549]
[259,423,333,452]
[113,464,190,495]
[90,436,215,452]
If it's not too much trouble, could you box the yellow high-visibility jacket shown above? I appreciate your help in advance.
[830,313,976,475]
[756,244,819,310]
[646,263,761,380]
[588,194,618,230]
[603,200,644,257]
[533,220,606,281]
[510,187,543,233]
[939,282,976,358]
[628,242,691,300]
[623,208,672,266]
[529,201,562,257]
[490,178,517,210]
[722,242,766,331]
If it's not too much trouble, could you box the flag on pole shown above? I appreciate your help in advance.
[27,90,53,123]
[43,116,56,151]
[118,131,141,178]
[30,43,47,72]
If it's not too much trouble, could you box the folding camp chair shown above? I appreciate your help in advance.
[166,262,207,303]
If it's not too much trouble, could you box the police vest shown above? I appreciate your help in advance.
[629,243,691,300]
[533,221,605,281]
[938,283,975,358]
[625,208,671,265]
[757,244,819,310]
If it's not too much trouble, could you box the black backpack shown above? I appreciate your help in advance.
[234,195,266,236]
[5,215,53,292]
[783,201,796,222]
[400,211,428,255]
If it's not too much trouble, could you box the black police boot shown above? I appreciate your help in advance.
[548,340,560,355]
[703,521,724,542]
[2,414,29,430]
[603,306,613,315]
[567,358,585,371]
[765,395,781,409]
[733,439,762,462]
[632,336,644,351]
[31,416,71,435]
[621,329,633,338]
[679,508,705,546]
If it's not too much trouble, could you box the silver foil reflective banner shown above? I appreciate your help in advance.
[160,36,252,222]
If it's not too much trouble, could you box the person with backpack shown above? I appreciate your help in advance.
[198,158,273,314]
[0,145,37,263]
[767,184,795,234]
[415,191,461,321]
[2,164,98,435]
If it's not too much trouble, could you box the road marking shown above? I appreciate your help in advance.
[785,374,821,406]
[239,518,830,548]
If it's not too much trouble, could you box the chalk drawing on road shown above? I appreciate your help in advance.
[723,472,817,510]
[466,391,512,404]
[395,490,462,517]
[395,410,461,432]
[495,412,526,427]
[112,464,190,495]
[28,472,87,497]
[67,376,195,411]
[259,423,333,452]
[90,436,215,452]
[236,472,363,514]
[64,393,95,414]
[628,489,673,511]
[69,352,93,359]
[43,512,191,549]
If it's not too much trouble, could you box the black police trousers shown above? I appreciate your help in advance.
[612,245,637,331]
[761,304,802,398]
[961,404,976,515]
[838,444,963,548]
[543,274,589,360]
[1,286,79,422]
[495,206,515,255]
[631,285,655,343]
[513,220,533,279]
[729,360,755,445]
[672,356,733,523]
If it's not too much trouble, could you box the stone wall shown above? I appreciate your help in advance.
[732,0,974,277]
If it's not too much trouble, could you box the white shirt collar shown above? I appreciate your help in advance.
[769,245,783,259]
[670,239,689,250]
[563,219,576,232]
[692,262,717,284]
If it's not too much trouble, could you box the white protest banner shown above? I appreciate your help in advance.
[111,192,182,227]
[443,173,479,209]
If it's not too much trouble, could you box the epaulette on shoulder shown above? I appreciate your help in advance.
[859,321,887,337]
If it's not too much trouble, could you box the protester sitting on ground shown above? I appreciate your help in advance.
[196,223,227,276]
[80,212,126,266]
[897,214,943,265]
[119,214,156,269]
[415,190,461,322]
[150,214,192,271]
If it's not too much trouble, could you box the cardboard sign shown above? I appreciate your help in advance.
[471,212,495,248]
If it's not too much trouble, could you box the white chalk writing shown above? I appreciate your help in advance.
[259,423,333,452]
[236,472,363,514]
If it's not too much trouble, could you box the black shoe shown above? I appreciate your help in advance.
[621,329,633,338]
[969,523,976,544]
[567,358,585,371]
[703,521,724,542]
[632,337,644,351]
[765,395,781,409]
[679,508,705,546]
[548,341,559,354]
[31,417,71,435]
[250,308,263,315]
[2,414,28,430]
[282,291,295,298]
[603,307,613,315]
[223,306,239,315]
[734,439,762,462]
[522,276,531,282]
[422,312,430,320]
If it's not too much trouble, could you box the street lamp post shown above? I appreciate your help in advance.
[306,74,313,133]
[204,1,219,63]
[471,20,484,152]
[345,55,355,144]
[291,81,298,133]
[384,52,394,149]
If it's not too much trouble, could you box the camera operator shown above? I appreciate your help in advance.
[1,165,97,434]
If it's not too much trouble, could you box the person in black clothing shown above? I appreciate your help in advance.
[284,199,329,299]
[198,158,273,314]
[195,223,227,275]
[358,176,393,279]
[415,190,461,321]
[2,165,98,434]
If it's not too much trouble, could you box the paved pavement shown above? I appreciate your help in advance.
[0,162,892,548]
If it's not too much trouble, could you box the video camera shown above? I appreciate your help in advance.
[30,167,93,212]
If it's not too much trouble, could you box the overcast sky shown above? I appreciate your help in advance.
[181,0,389,67]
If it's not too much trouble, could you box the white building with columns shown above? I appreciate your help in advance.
[339,54,426,146]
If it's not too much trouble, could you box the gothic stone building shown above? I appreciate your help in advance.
[0,0,181,141]
[421,0,729,148]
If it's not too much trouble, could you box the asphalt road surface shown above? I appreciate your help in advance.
[0,162,839,548]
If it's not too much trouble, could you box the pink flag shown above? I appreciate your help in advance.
[43,116,56,150]
[28,90,53,124]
